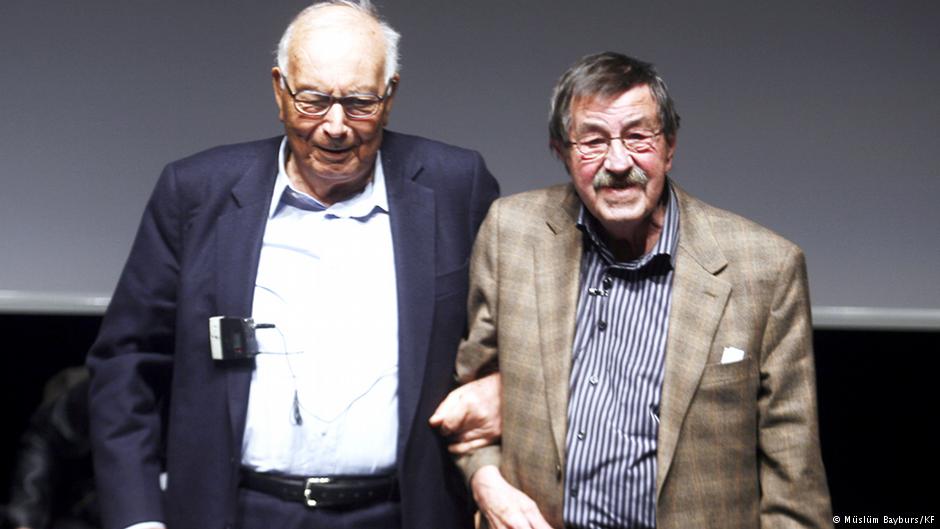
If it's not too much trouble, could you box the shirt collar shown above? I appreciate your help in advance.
[269,136,389,219]
[577,179,680,270]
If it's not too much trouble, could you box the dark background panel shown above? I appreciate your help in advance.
[1,315,102,498]
[815,330,939,516]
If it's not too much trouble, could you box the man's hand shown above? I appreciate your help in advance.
[471,465,553,529]
[429,372,502,454]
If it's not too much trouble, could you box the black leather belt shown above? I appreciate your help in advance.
[240,468,399,509]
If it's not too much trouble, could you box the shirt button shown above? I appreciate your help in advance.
[602,276,612,288]
[577,431,585,440]
[589,375,599,385]
[598,320,607,331]
[570,485,579,498]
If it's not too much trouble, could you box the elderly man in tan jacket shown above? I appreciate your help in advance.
[432,52,831,529]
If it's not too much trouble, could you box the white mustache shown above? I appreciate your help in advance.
[592,166,649,190]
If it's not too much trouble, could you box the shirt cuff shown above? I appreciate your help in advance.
[123,522,166,529]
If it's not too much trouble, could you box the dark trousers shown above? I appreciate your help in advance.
[237,487,402,529]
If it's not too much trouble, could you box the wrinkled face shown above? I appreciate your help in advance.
[562,84,675,237]
[272,7,395,200]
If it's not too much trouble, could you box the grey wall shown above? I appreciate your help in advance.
[1,0,938,310]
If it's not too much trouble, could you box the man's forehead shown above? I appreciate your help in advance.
[571,85,658,128]
[290,31,384,66]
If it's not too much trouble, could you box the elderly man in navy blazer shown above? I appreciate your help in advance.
[86,2,498,529]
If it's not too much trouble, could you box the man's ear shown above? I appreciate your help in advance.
[663,135,677,173]
[271,67,287,123]
[549,139,572,172]
[380,74,400,127]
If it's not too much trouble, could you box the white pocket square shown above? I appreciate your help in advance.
[720,346,746,364]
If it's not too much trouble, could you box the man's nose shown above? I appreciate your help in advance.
[604,139,634,173]
[321,102,348,137]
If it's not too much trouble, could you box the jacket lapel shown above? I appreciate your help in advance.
[656,185,731,498]
[381,132,436,462]
[535,185,583,468]
[215,142,279,448]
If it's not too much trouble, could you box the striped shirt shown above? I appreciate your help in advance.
[564,184,679,528]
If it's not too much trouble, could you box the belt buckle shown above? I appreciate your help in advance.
[304,476,331,507]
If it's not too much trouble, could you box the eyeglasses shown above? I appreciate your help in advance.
[566,130,664,160]
[281,75,394,119]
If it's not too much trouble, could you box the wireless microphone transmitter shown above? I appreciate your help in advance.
[209,316,261,361]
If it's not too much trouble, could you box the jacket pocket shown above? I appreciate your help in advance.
[698,356,753,388]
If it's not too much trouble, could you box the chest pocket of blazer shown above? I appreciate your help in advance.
[435,263,469,300]
[699,356,753,388]
[691,357,759,448]
[696,357,757,409]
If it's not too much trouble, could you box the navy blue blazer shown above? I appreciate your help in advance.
[87,131,499,529]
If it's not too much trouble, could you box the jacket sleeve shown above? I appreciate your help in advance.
[757,246,833,528]
[454,200,504,484]
[86,163,184,529]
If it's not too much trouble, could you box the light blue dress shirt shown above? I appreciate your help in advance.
[241,138,399,476]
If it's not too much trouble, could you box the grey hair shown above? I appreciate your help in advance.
[549,52,680,154]
[275,0,401,86]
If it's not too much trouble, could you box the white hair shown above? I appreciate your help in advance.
[275,0,401,86]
